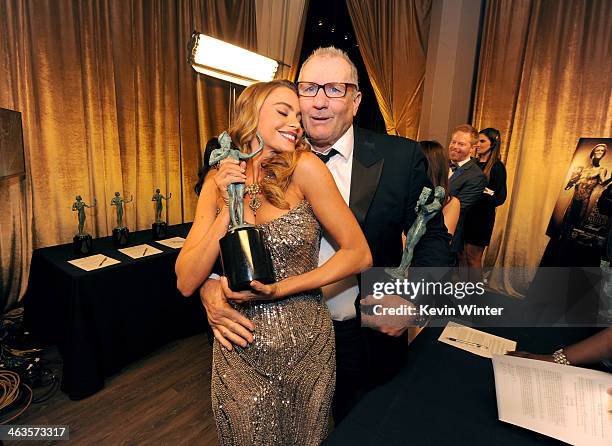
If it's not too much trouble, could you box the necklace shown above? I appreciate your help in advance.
[244,182,262,214]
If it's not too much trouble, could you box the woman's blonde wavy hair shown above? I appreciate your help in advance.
[228,80,310,209]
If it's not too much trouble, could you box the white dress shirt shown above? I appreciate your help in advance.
[312,126,360,321]
[448,157,471,178]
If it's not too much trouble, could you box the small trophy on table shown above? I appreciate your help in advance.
[212,131,274,291]
[72,195,96,255]
[111,191,133,247]
[152,188,172,240]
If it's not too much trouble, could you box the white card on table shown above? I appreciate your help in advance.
[68,254,120,271]
[118,244,162,259]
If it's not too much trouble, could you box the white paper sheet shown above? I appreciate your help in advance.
[118,244,162,259]
[68,254,120,271]
[155,237,185,249]
[438,321,517,358]
[492,354,612,446]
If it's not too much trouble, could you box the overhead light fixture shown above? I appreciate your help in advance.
[188,32,279,87]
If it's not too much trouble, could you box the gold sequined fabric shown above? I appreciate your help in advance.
[212,200,335,446]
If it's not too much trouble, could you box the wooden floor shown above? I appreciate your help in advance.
[6,334,219,446]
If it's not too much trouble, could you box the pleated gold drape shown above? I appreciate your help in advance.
[255,0,309,81]
[0,0,256,310]
[473,0,612,296]
[346,0,431,138]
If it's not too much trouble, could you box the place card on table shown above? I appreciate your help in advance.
[118,244,162,259]
[68,254,120,271]
[155,237,186,249]
[438,321,517,358]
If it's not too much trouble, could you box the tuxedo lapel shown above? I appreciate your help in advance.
[350,128,384,225]
[450,167,465,181]
[450,159,474,181]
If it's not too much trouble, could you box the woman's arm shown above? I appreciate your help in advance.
[483,161,507,207]
[175,158,246,296]
[443,196,460,236]
[278,152,372,296]
[563,328,612,364]
[175,175,229,296]
[508,328,612,365]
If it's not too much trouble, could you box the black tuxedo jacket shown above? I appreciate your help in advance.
[348,127,451,270]
[448,158,487,252]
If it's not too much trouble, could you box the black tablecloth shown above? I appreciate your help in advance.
[325,306,602,445]
[23,224,207,400]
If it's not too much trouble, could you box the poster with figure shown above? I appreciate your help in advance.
[547,138,612,246]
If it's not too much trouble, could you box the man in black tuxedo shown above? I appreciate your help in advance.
[200,47,450,423]
[448,125,487,261]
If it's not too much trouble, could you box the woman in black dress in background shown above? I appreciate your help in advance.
[420,140,460,236]
[463,128,507,270]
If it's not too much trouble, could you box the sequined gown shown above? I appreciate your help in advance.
[211,200,335,446]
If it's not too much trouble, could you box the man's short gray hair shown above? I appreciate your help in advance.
[298,46,359,89]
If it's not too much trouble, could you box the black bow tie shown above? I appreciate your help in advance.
[315,149,340,164]
[449,161,459,172]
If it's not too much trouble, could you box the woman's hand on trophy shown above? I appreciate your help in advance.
[249,280,279,299]
[214,159,246,199]
[220,277,253,303]
[220,276,279,303]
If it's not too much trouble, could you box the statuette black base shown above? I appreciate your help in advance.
[73,234,93,255]
[112,227,129,247]
[219,226,274,291]
[152,222,168,240]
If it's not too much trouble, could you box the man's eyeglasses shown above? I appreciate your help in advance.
[297,82,358,98]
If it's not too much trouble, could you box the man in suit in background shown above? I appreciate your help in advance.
[201,47,450,424]
[448,124,487,264]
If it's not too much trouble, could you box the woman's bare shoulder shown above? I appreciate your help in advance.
[291,151,335,198]
[448,196,460,211]
[293,151,328,180]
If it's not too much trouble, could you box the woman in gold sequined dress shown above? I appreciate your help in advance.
[176,80,372,445]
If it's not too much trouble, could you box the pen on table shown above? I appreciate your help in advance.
[98,256,107,267]
[445,337,488,349]
[142,247,148,257]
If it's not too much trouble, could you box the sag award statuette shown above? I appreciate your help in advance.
[385,186,445,279]
[152,188,172,239]
[111,191,133,247]
[72,195,96,255]
[212,131,274,291]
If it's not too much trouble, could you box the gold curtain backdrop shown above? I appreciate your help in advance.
[346,0,431,139]
[255,0,309,81]
[0,0,257,310]
[2,0,610,308]
[473,0,612,296]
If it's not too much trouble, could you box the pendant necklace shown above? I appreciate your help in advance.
[244,182,262,215]
[244,164,267,215]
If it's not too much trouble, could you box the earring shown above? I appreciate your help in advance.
[256,132,264,151]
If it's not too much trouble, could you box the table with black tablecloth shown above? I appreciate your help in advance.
[23,224,207,400]
[325,310,602,445]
